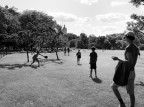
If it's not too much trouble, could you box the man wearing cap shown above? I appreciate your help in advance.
[89,46,98,78]
[111,31,139,107]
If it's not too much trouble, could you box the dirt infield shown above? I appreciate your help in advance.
[0,50,144,107]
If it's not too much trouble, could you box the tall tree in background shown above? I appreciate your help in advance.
[126,0,144,48]
[19,10,59,62]
[88,35,97,48]
[0,5,21,56]
[80,33,88,49]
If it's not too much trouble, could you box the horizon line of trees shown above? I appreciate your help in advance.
[0,2,144,60]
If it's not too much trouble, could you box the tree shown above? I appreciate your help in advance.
[126,14,144,47]
[103,39,111,49]
[0,6,20,52]
[64,33,78,41]
[77,40,84,49]
[128,1,144,48]
[80,33,88,49]
[130,0,144,7]
[88,35,97,48]
[69,39,76,48]
[48,26,64,60]
[19,10,57,62]
[96,36,106,49]
[107,35,117,49]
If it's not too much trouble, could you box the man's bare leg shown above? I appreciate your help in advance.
[90,69,92,77]
[94,69,97,78]
[129,94,135,107]
[111,85,126,107]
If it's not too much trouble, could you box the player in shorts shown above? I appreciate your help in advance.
[30,51,40,67]
[89,46,97,78]
[111,31,139,107]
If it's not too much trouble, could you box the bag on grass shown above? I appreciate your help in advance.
[113,61,131,86]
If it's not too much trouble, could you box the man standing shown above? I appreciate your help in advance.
[89,46,98,78]
[111,31,139,107]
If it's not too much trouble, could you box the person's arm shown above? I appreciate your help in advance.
[112,56,123,62]
[96,53,97,62]
[125,52,133,65]
[89,54,91,64]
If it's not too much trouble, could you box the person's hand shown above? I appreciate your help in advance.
[112,56,119,61]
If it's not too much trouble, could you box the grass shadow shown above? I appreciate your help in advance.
[29,65,39,69]
[0,63,36,70]
[77,64,82,66]
[91,77,102,84]
[40,58,63,65]
[135,81,144,86]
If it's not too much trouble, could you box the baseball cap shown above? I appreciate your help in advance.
[124,31,135,40]
[91,46,95,49]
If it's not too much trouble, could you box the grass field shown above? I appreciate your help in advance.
[0,50,144,107]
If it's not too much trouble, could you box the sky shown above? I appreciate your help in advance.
[0,0,144,36]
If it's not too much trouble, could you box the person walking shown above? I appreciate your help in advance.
[67,47,70,56]
[76,50,81,65]
[89,46,98,78]
[111,31,139,107]
[64,47,66,56]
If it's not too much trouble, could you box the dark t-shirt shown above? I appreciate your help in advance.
[124,43,139,70]
[90,51,97,64]
[76,52,81,58]
[33,54,39,59]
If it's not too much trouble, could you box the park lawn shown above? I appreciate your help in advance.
[0,50,144,107]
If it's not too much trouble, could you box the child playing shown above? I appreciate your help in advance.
[30,51,40,67]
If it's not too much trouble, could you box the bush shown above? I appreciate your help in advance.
[140,44,144,50]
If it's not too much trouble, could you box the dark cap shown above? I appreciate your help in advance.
[125,31,135,40]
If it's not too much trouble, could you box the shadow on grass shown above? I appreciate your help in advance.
[77,64,82,66]
[0,59,63,70]
[40,58,63,64]
[0,63,33,70]
[135,81,144,86]
[91,77,102,84]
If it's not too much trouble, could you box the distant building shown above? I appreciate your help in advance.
[62,25,67,34]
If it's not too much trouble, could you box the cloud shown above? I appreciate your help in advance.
[139,6,144,11]
[111,1,127,7]
[66,22,125,36]
[49,12,91,23]
[48,12,128,36]
[95,13,127,23]
[76,0,99,5]
[48,12,78,22]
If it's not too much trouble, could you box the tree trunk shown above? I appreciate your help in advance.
[26,48,29,62]
[55,48,59,60]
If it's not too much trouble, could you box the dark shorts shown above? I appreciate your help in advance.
[90,63,96,69]
[33,58,39,62]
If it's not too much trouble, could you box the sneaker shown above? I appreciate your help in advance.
[119,103,126,107]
